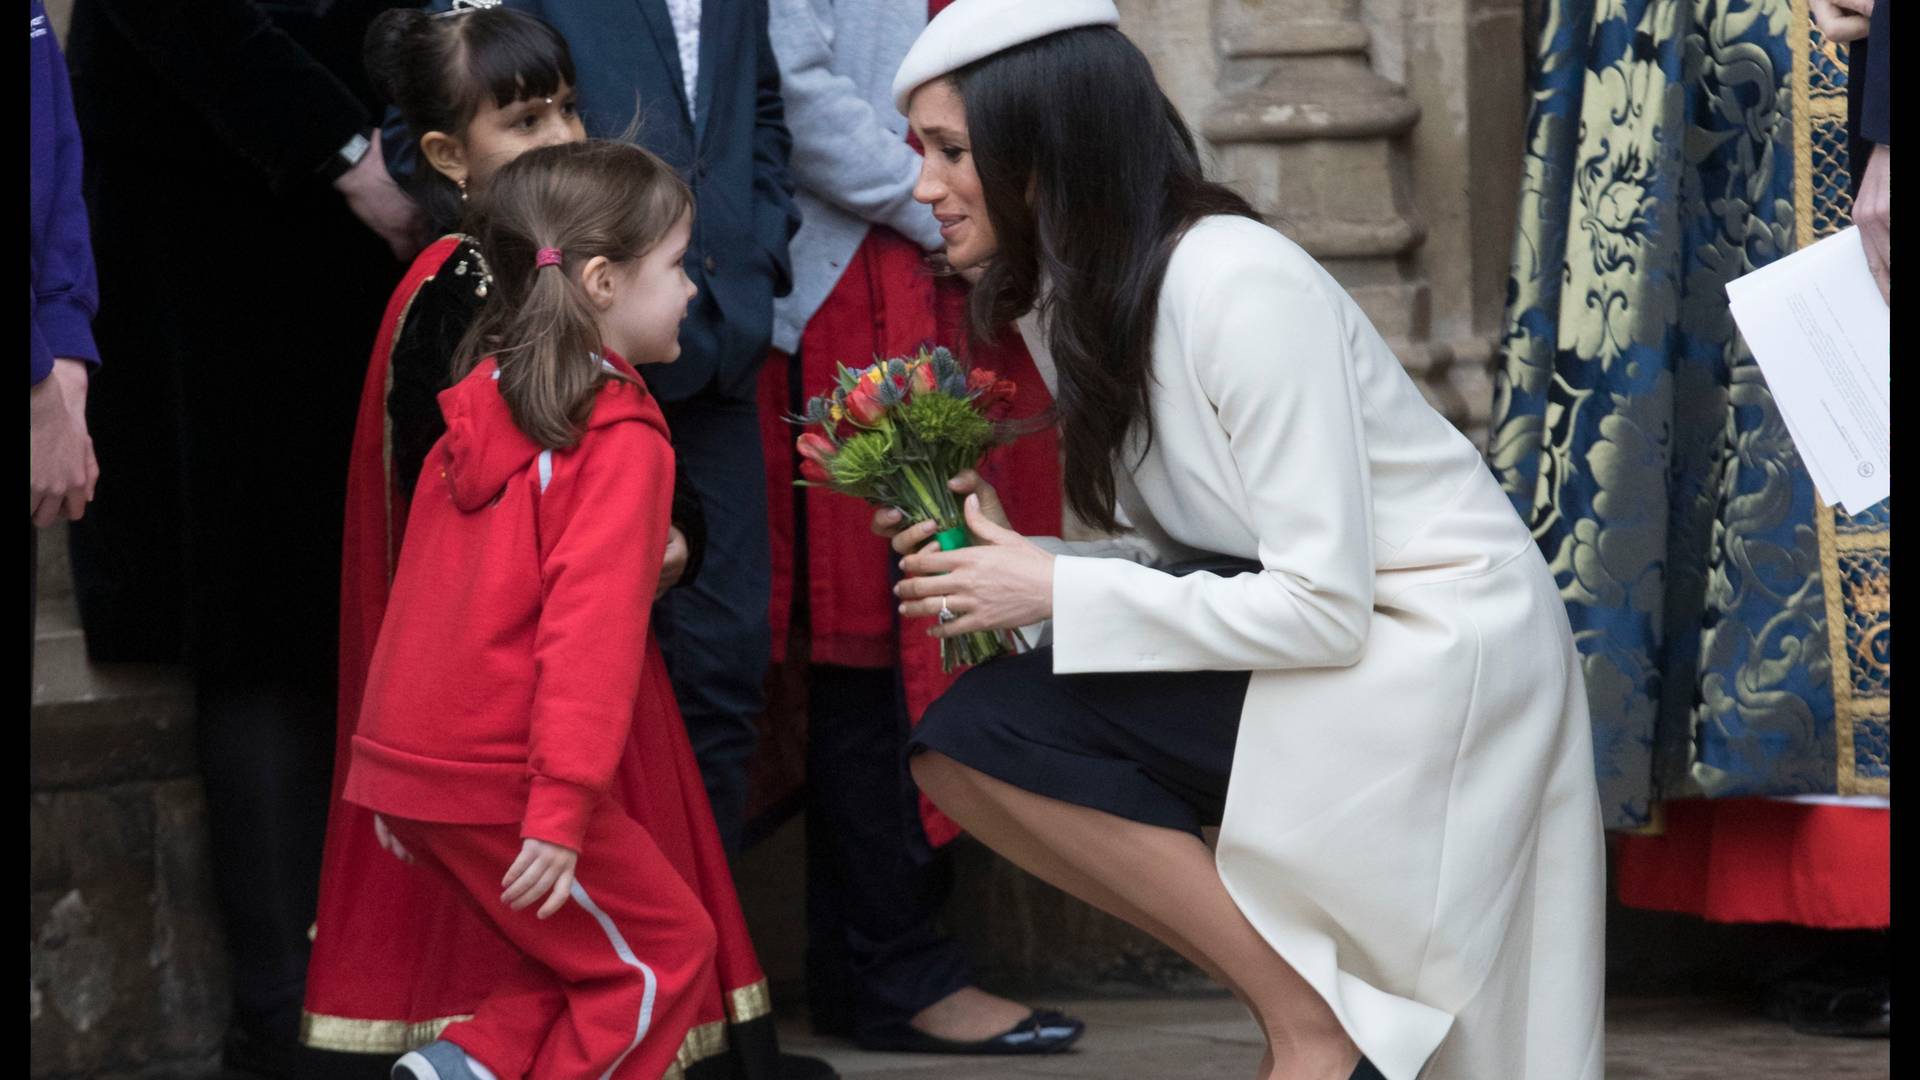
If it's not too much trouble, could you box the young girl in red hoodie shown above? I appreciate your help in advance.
[344,139,713,1080]
[310,13,785,1077]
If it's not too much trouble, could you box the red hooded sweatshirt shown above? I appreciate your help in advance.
[344,352,674,852]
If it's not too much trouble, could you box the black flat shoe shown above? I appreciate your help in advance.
[1770,978,1891,1037]
[778,1051,841,1079]
[858,1008,1085,1055]
[1349,1055,1387,1080]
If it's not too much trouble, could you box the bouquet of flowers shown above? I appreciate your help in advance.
[792,345,1022,671]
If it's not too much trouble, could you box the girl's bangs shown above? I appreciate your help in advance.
[462,17,577,115]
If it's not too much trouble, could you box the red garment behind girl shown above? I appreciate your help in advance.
[754,232,1062,847]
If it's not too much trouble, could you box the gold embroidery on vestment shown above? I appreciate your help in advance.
[1793,5,1889,796]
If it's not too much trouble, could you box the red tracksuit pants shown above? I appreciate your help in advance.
[383,808,720,1079]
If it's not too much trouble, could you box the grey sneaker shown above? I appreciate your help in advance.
[392,1040,483,1080]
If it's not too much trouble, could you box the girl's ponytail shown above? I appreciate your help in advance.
[482,244,608,449]
[454,140,693,450]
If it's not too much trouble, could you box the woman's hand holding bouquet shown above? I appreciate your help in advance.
[794,346,1039,670]
[886,479,1055,646]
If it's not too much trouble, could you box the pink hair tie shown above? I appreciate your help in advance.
[534,247,564,269]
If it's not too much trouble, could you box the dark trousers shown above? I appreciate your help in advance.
[801,666,971,1042]
[654,389,772,856]
[194,672,335,1042]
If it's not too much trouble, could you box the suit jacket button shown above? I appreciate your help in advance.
[704,255,718,274]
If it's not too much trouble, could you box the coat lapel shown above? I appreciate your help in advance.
[631,0,693,128]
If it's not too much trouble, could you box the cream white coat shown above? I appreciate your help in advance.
[1017,217,1606,1080]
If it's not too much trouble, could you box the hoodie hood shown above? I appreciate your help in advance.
[437,351,668,512]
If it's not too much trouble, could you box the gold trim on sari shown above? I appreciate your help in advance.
[298,978,770,1060]
[727,978,772,1024]
[299,1009,471,1054]
[662,1018,732,1078]
[1792,1,1891,797]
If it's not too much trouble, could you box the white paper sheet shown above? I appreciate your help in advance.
[1725,226,1890,516]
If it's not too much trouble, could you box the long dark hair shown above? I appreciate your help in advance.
[454,140,692,449]
[364,6,577,231]
[949,27,1258,533]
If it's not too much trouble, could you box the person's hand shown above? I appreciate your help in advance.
[502,837,578,918]
[1811,0,1873,42]
[656,526,689,598]
[1857,143,1889,304]
[873,469,1011,555]
[373,814,414,864]
[894,493,1054,637]
[30,358,98,527]
[334,132,430,262]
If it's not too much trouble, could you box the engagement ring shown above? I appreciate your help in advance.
[938,596,957,624]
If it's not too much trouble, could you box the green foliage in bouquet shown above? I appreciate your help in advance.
[827,431,894,493]
[905,392,993,453]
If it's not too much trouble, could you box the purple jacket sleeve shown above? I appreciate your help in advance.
[30,3,100,385]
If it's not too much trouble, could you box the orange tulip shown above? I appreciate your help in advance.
[846,381,888,426]
[797,431,836,466]
[909,362,937,396]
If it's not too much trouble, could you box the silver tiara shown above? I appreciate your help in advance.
[443,0,504,13]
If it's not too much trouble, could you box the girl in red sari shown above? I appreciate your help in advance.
[303,11,771,1076]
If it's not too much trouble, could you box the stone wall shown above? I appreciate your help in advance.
[1119,0,1527,446]
[1372,0,1529,443]
[31,527,229,1078]
[42,0,71,41]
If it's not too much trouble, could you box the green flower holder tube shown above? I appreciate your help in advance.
[922,523,1007,672]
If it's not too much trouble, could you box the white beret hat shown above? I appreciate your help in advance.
[891,0,1121,114]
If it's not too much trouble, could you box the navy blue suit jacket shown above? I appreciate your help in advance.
[1847,1,1889,196]
[417,0,801,402]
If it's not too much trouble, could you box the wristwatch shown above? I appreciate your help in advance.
[318,131,373,184]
